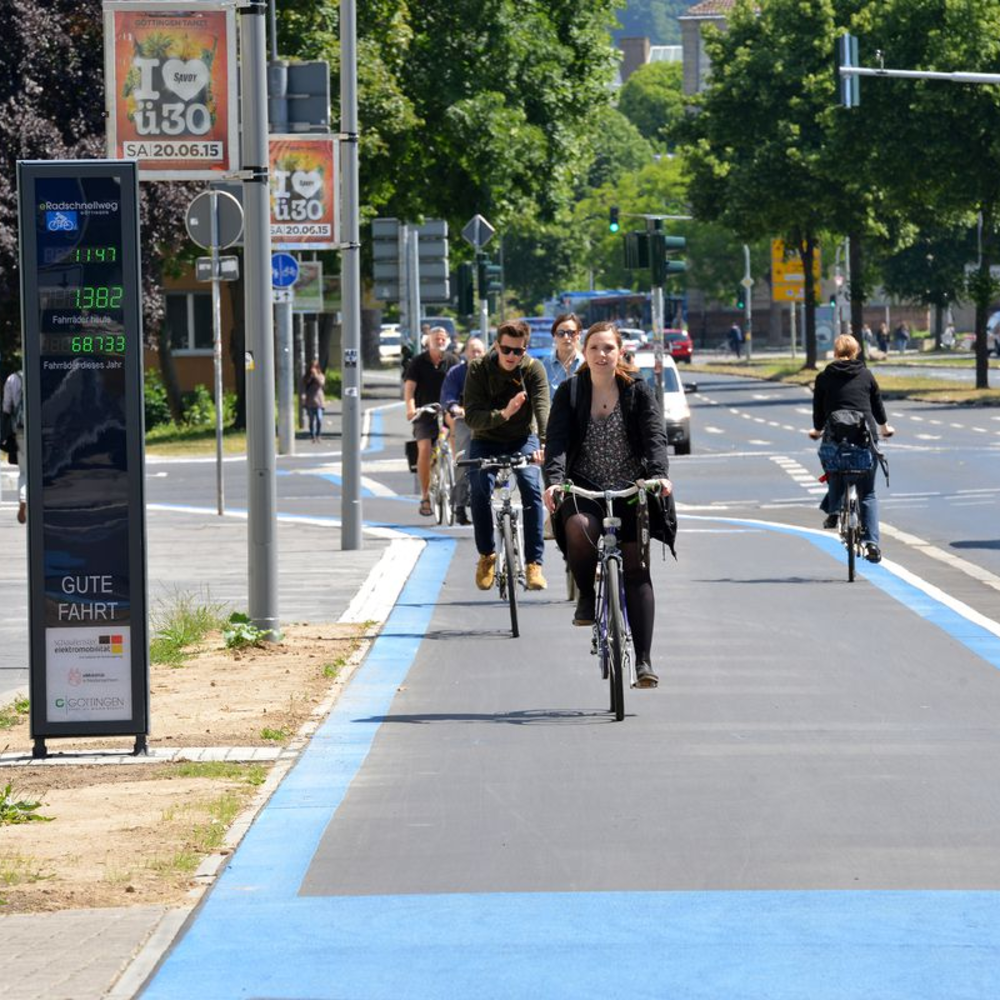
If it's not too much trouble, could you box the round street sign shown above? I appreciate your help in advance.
[740,276,754,288]
[272,252,300,288]
[185,190,244,250]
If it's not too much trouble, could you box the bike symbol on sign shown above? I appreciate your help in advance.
[271,252,299,288]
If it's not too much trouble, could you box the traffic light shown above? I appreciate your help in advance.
[476,253,503,296]
[651,232,686,285]
[736,286,746,310]
[829,293,837,309]
[457,262,474,314]
[609,206,620,233]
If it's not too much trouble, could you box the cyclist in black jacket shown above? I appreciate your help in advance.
[810,334,894,562]
[544,322,675,688]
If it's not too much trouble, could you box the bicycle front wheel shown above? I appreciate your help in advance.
[442,454,455,526]
[501,513,519,638]
[605,559,626,721]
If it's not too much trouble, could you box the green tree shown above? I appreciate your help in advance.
[854,0,1000,386]
[581,106,655,191]
[612,0,701,45]
[677,0,842,368]
[618,61,684,149]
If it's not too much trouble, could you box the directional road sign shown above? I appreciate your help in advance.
[272,252,299,288]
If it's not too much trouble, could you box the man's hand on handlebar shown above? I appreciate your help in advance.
[808,428,823,440]
[880,423,895,438]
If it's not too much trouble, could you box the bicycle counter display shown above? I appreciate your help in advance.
[18,160,149,757]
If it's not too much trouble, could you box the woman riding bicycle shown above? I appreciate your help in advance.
[810,333,894,563]
[543,322,675,689]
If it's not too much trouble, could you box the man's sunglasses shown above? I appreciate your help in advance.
[554,327,577,338]
[498,344,526,357]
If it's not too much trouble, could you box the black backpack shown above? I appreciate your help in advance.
[824,408,870,446]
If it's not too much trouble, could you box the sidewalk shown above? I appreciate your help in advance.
[0,498,414,999]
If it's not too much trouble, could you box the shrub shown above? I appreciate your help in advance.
[144,370,173,429]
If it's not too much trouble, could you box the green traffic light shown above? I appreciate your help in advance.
[609,206,620,233]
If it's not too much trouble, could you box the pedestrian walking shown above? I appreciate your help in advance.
[1,368,26,524]
[301,360,325,443]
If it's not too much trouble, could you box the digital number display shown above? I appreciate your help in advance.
[35,204,128,356]
[40,285,124,311]
[40,335,127,355]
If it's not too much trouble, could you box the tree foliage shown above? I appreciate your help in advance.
[612,0,701,46]
[618,61,684,149]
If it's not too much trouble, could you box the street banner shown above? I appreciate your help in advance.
[293,261,324,313]
[103,1,238,180]
[270,135,340,249]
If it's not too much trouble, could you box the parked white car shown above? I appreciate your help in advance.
[632,352,694,455]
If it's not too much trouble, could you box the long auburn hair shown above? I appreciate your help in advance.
[578,321,638,384]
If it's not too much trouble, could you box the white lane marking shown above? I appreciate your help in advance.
[339,537,426,623]
[747,439,772,445]
[879,523,1000,593]
[956,487,1000,494]
[915,433,942,441]
[704,426,726,435]
[686,513,1000,636]
[973,426,989,434]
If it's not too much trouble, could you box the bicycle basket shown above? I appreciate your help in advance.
[818,441,874,474]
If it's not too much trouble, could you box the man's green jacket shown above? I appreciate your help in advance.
[463,350,550,445]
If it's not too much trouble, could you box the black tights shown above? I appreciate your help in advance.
[563,511,656,662]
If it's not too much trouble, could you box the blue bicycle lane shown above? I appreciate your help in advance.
[141,515,1000,1000]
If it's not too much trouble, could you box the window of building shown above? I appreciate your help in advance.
[165,292,214,353]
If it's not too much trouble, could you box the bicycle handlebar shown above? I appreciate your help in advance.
[409,403,442,422]
[456,454,532,470]
[557,480,662,501]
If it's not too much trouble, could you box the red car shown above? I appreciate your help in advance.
[665,329,693,363]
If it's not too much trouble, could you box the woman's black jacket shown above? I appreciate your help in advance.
[543,369,676,553]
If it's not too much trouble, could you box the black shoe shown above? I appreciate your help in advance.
[572,593,595,626]
[865,543,882,564]
[822,514,838,530]
[454,507,470,526]
[635,657,659,689]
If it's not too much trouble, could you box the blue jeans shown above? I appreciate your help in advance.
[307,407,323,440]
[469,435,544,564]
[822,468,879,547]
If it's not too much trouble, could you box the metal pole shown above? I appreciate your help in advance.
[240,2,279,634]
[844,235,851,335]
[294,312,305,430]
[210,193,224,515]
[408,229,422,347]
[276,295,294,454]
[651,284,665,403]
[790,301,797,359]
[742,243,753,361]
[340,0,363,549]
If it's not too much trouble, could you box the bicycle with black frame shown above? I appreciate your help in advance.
[810,412,892,582]
[456,453,529,637]
[554,480,663,721]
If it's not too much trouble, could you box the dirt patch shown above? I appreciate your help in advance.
[0,622,370,913]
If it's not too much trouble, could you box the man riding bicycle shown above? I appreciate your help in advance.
[810,333,894,563]
[463,320,550,591]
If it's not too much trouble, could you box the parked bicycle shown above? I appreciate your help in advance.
[457,453,529,637]
[409,403,456,526]
[555,480,662,721]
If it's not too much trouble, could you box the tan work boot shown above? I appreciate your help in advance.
[475,553,497,590]
[525,562,547,590]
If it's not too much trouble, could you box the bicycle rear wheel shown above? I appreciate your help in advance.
[501,513,519,638]
[605,559,626,721]
[845,487,859,582]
